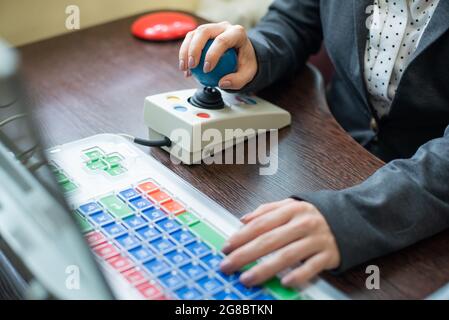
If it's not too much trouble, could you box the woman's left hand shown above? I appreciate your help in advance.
[220,199,341,287]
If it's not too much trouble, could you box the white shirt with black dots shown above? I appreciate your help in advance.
[364,0,440,118]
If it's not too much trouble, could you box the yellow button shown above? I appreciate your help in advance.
[166,96,181,102]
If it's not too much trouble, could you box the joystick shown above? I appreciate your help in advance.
[189,86,225,110]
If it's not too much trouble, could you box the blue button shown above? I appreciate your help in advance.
[216,270,241,284]
[129,246,154,262]
[78,202,102,216]
[164,250,191,266]
[186,241,211,257]
[118,188,140,201]
[234,282,262,298]
[144,258,171,275]
[201,253,223,270]
[173,106,188,112]
[158,271,185,289]
[175,286,203,300]
[102,222,127,237]
[254,292,276,300]
[171,229,196,245]
[115,233,140,250]
[180,262,207,279]
[156,218,182,233]
[197,276,224,294]
[150,237,176,253]
[213,290,241,300]
[123,215,147,229]
[142,208,166,221]
[136,225,161,240]
[89,211,114,226]
[129,197,153,211]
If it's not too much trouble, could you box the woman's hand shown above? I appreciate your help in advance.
[178,21,258,90]
[220,199,341,287]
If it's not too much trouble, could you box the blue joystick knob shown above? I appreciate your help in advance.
[191,39,238,88]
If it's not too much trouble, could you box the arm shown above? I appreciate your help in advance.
[244,0,323,92]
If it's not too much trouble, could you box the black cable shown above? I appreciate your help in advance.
[133,136,172,148]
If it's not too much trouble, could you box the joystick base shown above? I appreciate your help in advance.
[188,86,225,110]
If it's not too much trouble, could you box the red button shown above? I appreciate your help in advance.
[85,231,107,247]
[93,243,119,259]
[161,200,186,216]
[107,255,134,272]
[148,190,171,204]
[123,268,147,285]
[136,282,163,299]
[137,181,159,194]
[196,113,210,119]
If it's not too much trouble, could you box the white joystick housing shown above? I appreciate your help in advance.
[143,88,291,164]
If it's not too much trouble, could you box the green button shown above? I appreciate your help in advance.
[84,148,104,161]
[61,181,77,193]
[86,159,109,171]
[105,165,127,176]
[190,221,226,251]
[74,213,93,233]
[264,278,300,300]
[177,211,200,226]
[99,195,133,218]
[55,172,69,184]
[48,164,59,173]
[104,154,123,167]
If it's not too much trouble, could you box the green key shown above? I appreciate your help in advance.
[190,221,226,251]
[48,164,59,173]
[99,195,133,218]
[86,159,109,171]
[264,278,300,300]
[61,181,77,193]
[74,213,93,233]
[104,153,123,167]
[105,165,127,177]
[177,211,200,226]
[55,172,69,184]
[84,148,104,161]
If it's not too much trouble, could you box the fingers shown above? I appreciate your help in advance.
[281,252,329,287]
[179,31,194,71]
[218,56,257,90]
[222,204,298,255]
[221,219,313,276]
[240,199,295,224]
[239,237,320,287]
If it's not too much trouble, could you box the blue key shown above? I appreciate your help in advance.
[136,225,161,240]
[158,271,185,289]
[213,290,241,300]
[89,211,114,226]
[115,233,140,249]
[201,254,223,270]
[102,222,127,237]
[150,237,176,253]
[175,286,203,300]
[129,197,153,211]
[129,246,154,262]
[216,270,241,283]
[156,218,182,233]
[142,208,165,221]
[254,292,276,300]
[123,215,147,229]
[171,229,196,245]
[78,202,102,216]
[234,282,263,298]
[180,263,207,279]
[118,188,140,201]
[186,241,211,257]
[197,276,224,293]
[164,250,191,266]
[144,258,171,275]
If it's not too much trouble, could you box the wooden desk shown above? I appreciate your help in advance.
[18,13,449,299]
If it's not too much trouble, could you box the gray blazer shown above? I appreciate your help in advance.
[243,0,449,272]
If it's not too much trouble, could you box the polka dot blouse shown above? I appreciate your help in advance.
[364,0,440,117]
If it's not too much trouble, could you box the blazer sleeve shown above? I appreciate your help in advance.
[295,126,449,272]
[241,0,323,93]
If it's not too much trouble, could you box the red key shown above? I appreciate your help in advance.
[136,282,163,299]
[137,181,159,194]
[161,200,185,215]
[93,243,119,259]
[122,268,147,285]
[148,190,171,204]
[85,231,107,247]
[107,255,134,272]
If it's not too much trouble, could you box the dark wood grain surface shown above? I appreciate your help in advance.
[17,13,449,300]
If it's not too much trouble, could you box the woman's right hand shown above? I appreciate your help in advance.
[179,21,258,90]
